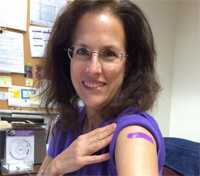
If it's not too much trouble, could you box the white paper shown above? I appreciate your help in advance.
[0,0,28,31]
[0,76,12,87]
[30,0,67,27]
[0,91,8,100]
[6,135,34,164]
[0,31,24,73]
[8,86,41,107]
[29,26,51,58]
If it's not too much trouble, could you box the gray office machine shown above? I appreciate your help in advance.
[0,110,50,174]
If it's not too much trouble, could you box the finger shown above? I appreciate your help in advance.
[82,153,110,165]
[88,128,114,144]
[88,123,116,143]
[88,123,117,137]
[86,123,116,140]
[87,134,113,154]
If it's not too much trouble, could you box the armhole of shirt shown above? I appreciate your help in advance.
[47,108,84,158]
[47,117,61,158]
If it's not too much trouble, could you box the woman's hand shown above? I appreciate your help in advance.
[48,123,116,175]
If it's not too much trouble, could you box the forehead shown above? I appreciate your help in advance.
[73,11,126,50]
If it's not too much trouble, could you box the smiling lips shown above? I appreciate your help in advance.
[82,80,106,90]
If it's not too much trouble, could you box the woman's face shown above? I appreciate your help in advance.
[70,11,126,112]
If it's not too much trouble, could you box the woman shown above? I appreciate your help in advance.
[38,0,165,175]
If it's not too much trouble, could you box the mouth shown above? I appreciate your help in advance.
[82,80,106,90]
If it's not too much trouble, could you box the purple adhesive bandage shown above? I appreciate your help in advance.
[127,132,154,144]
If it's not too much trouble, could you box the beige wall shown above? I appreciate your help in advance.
[170,1,200,142]
[133,0,178,137]
[133,0,200,142]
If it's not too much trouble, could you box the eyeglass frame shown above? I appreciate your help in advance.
[66,45,128,63]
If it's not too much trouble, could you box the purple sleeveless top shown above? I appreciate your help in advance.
[48,107,165,175]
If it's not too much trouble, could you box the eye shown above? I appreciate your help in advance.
[101,49,118,60]
[75,47,90,57]
[103,50,117,57]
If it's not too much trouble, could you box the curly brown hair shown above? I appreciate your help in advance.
[42,0,161,132]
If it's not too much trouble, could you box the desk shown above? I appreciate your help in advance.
[163,166,181,176]
[1,164,40,176]
[1,165,180,176]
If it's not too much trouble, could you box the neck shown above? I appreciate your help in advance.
[84,107,102,132]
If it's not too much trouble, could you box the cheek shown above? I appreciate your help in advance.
[106,64,125,88]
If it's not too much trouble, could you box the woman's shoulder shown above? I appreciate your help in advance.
[112,107,165,152]
[108,107,165,172]
[114,107,160,131]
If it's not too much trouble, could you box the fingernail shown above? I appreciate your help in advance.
[111,123,117,129]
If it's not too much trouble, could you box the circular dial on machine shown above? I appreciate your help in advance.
[9,139,32,160]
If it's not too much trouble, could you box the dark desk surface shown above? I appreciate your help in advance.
[163,166,181,176]
[1,164,40,176]
[1,165,181,176]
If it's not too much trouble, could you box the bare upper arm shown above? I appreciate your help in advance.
[115,125,159,176]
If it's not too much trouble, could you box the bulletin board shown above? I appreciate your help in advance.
[0,0,47,111]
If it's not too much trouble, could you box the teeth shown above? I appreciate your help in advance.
[83,81,105,88]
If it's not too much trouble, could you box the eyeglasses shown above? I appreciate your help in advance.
[67,45,127,64]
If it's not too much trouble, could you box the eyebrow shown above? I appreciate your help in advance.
[73,43,89,48]
[73,43,123,51]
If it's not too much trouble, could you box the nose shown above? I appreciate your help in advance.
[85,52,102,74]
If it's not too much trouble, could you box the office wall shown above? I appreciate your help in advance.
[133,0,178,137]
[135,0,200,142]
[170,1,200,142]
